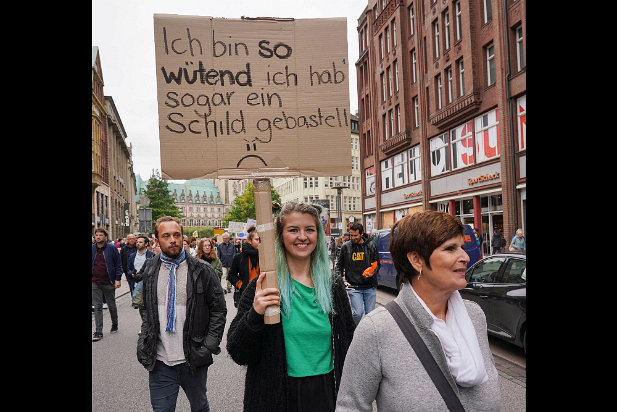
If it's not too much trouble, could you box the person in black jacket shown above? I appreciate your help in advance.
[135,216,226,412]
[227,202,355,412]
[335,222,380,326]
[227,226,261,308]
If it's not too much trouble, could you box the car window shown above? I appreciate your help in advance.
[468,257,505,283]
[501,258,526,283]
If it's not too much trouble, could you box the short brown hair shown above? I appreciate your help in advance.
[94,227,109,238]
[389,210,464,285]
[154,216,183,239]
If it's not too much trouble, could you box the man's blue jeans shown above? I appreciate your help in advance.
[347,287,377,326]
[149,360,210,412]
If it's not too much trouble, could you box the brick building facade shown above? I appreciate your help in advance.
[357,0,525,252]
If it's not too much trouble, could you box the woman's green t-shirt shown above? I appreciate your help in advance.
[282,278,333,377]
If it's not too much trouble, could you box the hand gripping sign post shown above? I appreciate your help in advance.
[154,14,351,323]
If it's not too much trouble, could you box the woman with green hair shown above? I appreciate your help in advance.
[227,202,355,412]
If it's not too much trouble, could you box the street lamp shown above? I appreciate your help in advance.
[332,184,349,235]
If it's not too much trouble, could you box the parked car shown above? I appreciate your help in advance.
[460,251,526,355]
[375,224,482,292]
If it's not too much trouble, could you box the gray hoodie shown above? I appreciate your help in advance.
[335,282,501,411]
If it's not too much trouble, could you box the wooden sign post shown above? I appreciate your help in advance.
[253,178,280,324]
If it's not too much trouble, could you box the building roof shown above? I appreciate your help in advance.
[135,175,221,203]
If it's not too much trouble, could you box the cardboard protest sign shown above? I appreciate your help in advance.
[153,14,351,180]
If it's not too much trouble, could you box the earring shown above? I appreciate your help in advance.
[417,267,422,281]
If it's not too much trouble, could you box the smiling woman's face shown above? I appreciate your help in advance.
[282,212,318,261]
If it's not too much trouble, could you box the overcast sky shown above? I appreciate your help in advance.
[92,0,366,181]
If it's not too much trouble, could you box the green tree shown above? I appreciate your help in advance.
[222,181,281,226]
[143,170,183,227]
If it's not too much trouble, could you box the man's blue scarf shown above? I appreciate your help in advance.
[159,249,186,333]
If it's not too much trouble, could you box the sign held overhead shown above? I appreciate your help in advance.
[154,14,351,180]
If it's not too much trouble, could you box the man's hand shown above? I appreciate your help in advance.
[362,261,378,278]
[114,280,121,289]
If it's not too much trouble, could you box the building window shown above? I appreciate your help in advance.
[394,60,399,92]
[381,72,386,102]
[395,104,401,134]
[411,49,417,84]
[430,133,450,176]
[381,158,393,191]
[379,34,384,60]
[457,58,465,96]
[443,9,451,50]
[413,96,419,128]
[408,145,421,182]
[451,121,474,170]
[365,167,376,195]
[385,26,390,54]
[483,0,492,24]
[517,95,526,151]
[389,109,394,138]
[455,1,462,41]
[392,20,397,47]
[516,25,525,71]
[393,151,408,187]
[446,66,453,104]
[433,20,440,59]
[486,42,495,86]
[383,113,387,139]
[436,74,443,110]
[387,66,393,97]
[409,3,415,36]
[474,108,500,163]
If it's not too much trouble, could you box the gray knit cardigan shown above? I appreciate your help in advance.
[335,282,501,411]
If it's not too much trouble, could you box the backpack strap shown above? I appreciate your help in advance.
[384,300,466,412]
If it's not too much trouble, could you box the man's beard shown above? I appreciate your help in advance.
[162,244,182,259]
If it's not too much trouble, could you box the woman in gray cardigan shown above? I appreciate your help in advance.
[336,211,501,411]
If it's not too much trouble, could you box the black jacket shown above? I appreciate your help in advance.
[135,254,227,373]
[227,242,259,297]
[335,234,380,289]
[226,274,355,412]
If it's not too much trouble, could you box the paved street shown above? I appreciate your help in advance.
[93,280,525,411]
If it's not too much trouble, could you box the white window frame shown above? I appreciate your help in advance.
[450,121,474,170]
[411,49,417,84]
[396,104,401,133]
[434,20,440,59]
[436,74,443,109]
[389,109,394,137]
[408,145,421,182]
[381,72,386,102]
[458,58,465,96]
[446,66,453,103]
[443,10,451,50]
[385,26,390,54]
[409,3,415,36]
[381,158,393,191]
[394,60,399,92]
[413,96,419,128]
[387,66,393,97]
[392,20,397,47]
[486,43,495,86]
[516,26,524,71]
[455,1,462,41]
[483,0,492,24]
[430,133,450,176]
[393,151,408,187]
[365,167,376,196]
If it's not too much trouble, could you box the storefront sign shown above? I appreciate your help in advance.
[403,191,422,199]
[467,172,500,186]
